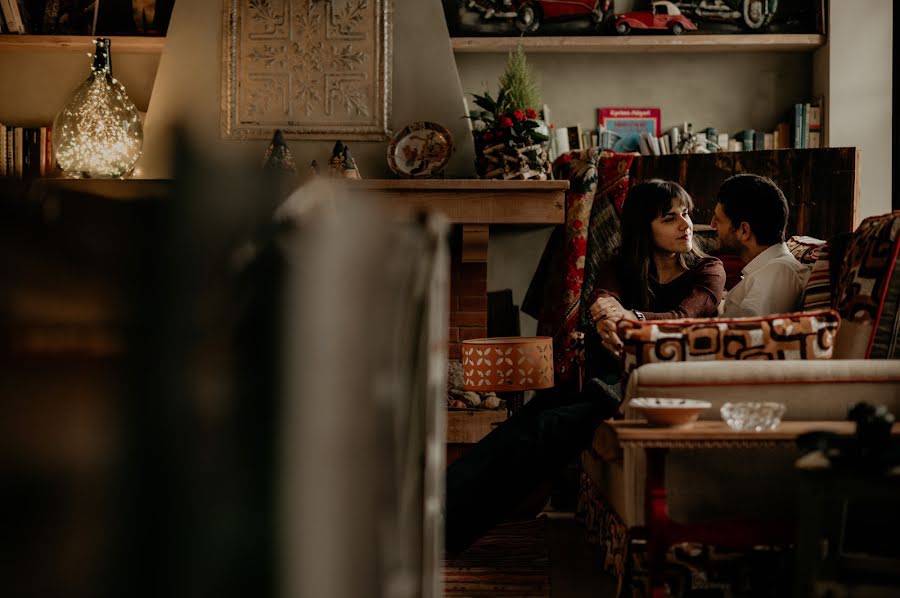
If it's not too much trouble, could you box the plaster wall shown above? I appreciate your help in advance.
[137,0,475,178]
[824,0,893,219]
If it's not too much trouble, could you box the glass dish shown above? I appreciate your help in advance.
[720,402,787,432]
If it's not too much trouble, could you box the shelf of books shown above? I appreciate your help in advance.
[0,35,165,54]
[451,34,825,54]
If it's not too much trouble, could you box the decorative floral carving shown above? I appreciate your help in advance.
[223,0,390,139]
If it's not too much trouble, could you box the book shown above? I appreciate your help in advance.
[566,124,583,151]
[717,133,729,151]
[0,123,5,177]
[704,127,717,152]
[597,107,661,137]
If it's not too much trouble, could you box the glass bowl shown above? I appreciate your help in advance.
[720,402,787,432]
[629,398,711,427]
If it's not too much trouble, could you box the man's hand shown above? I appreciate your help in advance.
[590,296,627,323]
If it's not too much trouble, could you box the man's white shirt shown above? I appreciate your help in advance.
[720,242,810,317]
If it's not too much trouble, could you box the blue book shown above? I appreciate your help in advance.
[793,103,804,148]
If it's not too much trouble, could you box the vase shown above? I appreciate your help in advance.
[52,38,143,178]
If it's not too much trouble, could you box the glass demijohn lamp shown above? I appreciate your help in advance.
[53,38,143,178]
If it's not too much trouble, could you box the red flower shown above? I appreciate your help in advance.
[499,116,514,128]
[483,131,494,141]
[525,108,537,119]
[513,110,525,122]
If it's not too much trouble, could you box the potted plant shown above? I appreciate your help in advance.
[469,46,551,180]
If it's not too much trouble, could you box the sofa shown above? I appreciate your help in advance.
[578,211,900,590]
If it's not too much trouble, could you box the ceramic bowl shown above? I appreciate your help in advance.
[629,397,711,427]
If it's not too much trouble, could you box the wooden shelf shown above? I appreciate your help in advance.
[344,179,568,224]
[0,35,166,54]
[451,34,825,54]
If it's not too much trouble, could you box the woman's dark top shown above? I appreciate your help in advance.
[587,256,726,320]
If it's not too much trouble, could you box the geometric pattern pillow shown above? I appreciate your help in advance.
[787,234,828,264]
[833,213,900,358]
[618,309,841,377]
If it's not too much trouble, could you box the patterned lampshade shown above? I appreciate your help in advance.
[461,336,554,392]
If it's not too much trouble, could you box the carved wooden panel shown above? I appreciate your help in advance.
[222,0,392,140]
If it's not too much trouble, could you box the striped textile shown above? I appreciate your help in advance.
[443,519,550,597]
[802,243,832,310]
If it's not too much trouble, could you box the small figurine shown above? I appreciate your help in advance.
[328,141,361,179]
[262,129,297,173]
[613,1,698,35]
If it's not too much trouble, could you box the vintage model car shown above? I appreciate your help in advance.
[464,0,613,33]
[612,0,698,35]
[674,0,778,31]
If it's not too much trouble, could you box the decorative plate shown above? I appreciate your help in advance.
[387,121,453,178]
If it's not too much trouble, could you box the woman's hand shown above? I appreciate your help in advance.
[590,296,627,323]
[595,318,623,356]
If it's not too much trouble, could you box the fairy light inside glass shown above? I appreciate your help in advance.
[53,38,143,179]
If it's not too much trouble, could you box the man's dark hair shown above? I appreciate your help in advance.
[716,174,789,246]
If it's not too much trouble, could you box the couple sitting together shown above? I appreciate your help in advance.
[446,173,811,554]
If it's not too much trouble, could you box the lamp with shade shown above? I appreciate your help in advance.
[461,336,554,413]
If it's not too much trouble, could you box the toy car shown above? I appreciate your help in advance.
[513,0,613,33]
[612,1,698,35]
[674,0,778,31]
[464,0,613,33]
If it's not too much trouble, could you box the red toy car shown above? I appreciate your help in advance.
[613,0,698,35]
[514,0,613,32]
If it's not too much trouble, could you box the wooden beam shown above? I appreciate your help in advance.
[345,179,567,224]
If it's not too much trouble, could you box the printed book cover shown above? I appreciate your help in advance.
[597,108,660,153]
[598,108,661,137]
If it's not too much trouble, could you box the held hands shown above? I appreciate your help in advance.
[589,296,631,356]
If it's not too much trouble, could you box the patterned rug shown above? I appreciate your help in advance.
[443,518,550,597]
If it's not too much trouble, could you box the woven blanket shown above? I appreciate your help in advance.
[522,149,636,384]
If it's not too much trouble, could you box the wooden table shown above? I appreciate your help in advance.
[609,420,900,598]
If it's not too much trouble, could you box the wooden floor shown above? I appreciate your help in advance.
[443,515,617,598]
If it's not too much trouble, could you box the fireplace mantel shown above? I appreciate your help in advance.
[344,179,567,225]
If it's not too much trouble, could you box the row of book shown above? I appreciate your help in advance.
[548,103,824,159]
[0,124,56,178]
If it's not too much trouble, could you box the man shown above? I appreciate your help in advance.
[711,174,810,317]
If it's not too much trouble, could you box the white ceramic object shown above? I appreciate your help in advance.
[629,397,712,427]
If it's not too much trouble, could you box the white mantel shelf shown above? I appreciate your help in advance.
[451,34,825,54]
[344,179,568,225]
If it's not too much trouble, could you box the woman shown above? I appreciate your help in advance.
[587,179,725,371]
[445,179,725,554]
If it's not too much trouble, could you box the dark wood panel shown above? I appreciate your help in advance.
[629,148,860,240]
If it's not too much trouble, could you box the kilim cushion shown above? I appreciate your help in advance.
[787,235,828,264]
[832,212,900,358]
[618,309,840,377]
[802,243,832,311]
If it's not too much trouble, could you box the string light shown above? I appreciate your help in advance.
[53,39,143,179]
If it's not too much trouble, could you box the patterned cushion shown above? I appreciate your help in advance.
[787,235,827,264]
[618,309,840,377]
[802,243,832,311]
[833,213,900,358]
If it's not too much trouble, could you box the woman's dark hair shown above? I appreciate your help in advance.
[716,174,788,246]
[618,179,707,309]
